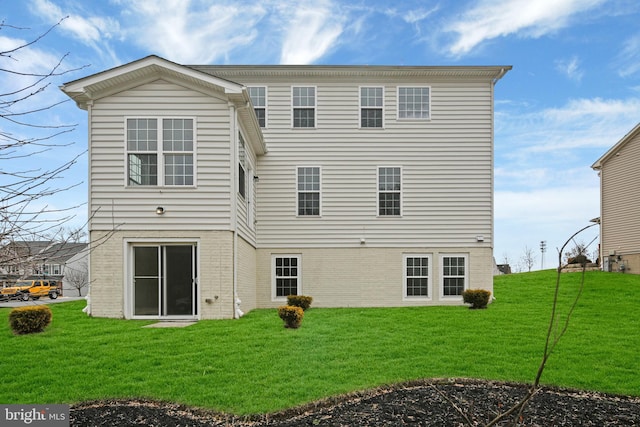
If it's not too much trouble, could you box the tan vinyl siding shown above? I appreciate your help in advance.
[253,79,493,248]
[89,79,233,231]
[600,130,640,260]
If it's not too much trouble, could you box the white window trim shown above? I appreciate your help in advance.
[403,253,432,301]
[271,254,302,301]
[124,116,197,188]
[296,165,322,217]
[359,86,385,129]
[439,254,469,300]
[397,86,431,121]
[123,238,201,320]
[248,86,268,129]
[291,85,317,129]
[377,166,403,217]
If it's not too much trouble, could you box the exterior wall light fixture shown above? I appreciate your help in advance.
[156,206,165,215]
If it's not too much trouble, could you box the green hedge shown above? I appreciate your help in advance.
[9,305,52,334]
[277,306,304,328]
[286,295,313,311]
[462,289,492,309]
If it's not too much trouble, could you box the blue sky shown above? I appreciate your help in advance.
[3,0,640,270]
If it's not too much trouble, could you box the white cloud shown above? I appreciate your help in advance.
[279,2,344,64]
[495,186,600,266]
[403,6,439,24]
[555,56,583,82]
[616,33,640,77]
[31,0,120,62]
[497,97,640,156]
[116,0,266,64]
[446,0,607,56]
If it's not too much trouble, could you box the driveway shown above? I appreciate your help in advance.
[0,296,85,309]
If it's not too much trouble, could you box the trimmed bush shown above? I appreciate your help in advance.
[9,305,53,334]
[462,289,492,309]
[277,305,304,329]
[567,254,591,265]
[286,295,313,311]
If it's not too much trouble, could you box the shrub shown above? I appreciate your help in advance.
[462,289,492,309]
[286,295,313,311]
[567,254,591,265]
[9,306,53,334]
[277,305,304,328]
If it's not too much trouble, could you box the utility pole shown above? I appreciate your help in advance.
[540,241,547,270]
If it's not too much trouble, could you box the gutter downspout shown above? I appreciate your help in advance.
[84,100,93,316]
[231,101,252,319]
[229,102,239,319]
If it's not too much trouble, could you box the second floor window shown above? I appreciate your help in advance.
[238,133,246,198]
[378,167,401,216]
[248,86,266,127]
[127,118,194,186]
[360,87,383,128]
[292,86,315,128]
[297,167,320,216]
[398,87,430,120]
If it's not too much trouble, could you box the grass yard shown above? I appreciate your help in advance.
[0,270,638,414]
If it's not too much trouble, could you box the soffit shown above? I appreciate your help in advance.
[188,65,512,81]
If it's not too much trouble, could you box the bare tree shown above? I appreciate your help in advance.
[439,223,599,426]
[1,18,88,245]
[520,246,536,272]
[64,258,88,296]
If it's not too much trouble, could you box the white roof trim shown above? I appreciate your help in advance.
[592,122,640,170]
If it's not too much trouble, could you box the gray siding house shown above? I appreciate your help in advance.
[61,56,510,320]
[592,122,640,274]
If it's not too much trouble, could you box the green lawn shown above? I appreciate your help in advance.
[0,270,638,415]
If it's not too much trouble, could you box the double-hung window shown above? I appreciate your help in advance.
[292,86,315,128]
[273,255,300,298]
[360,87,383,128]
[398,87,430,120]
[297,166,320,216]
[127,118,194,186]
[248,86,267,128]
[404,254,431,299]
[441,255,468,297]
[378,167,401,216]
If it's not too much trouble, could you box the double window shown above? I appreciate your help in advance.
[292,86,316,128]
[398,87,430,120]
[127,118,194,186]
[378,167,402,216]
[360,87,383,128]
[248,86,267,128]
[297,167,321,216]
[273,255,300,299]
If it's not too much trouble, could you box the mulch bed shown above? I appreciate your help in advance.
[70,379,640,426]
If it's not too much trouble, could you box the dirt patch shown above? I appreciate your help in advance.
[70,379,640,426]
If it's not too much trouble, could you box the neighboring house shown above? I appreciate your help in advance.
[0,241,88,294]
[592,122,640,274]
[61,55,510,320]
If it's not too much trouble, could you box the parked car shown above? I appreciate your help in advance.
[0,280,60,301]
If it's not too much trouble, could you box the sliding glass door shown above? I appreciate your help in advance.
[133,244,197,318]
